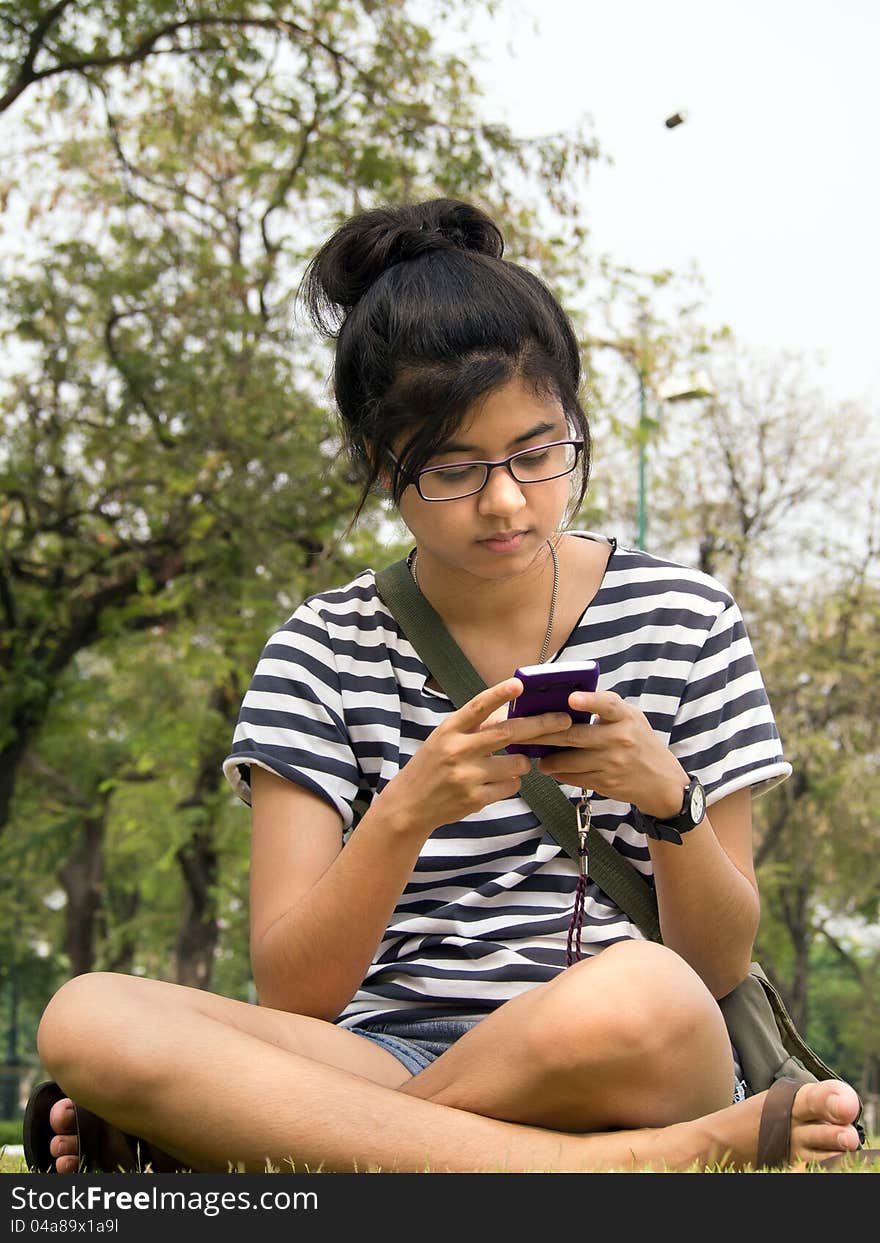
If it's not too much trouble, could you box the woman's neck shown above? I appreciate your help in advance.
[412,537,561,633]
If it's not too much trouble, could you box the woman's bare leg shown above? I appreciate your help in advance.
[40,971,413,1173]
[37,969,861,1173]
[42,942,723,1168]
[401,941,734,1130]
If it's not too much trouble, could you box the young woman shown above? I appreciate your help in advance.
[28,198,864,1174]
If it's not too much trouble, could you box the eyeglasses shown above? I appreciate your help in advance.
[389,439,584,502]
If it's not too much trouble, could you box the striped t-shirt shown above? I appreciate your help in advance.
[223,533,791,1028]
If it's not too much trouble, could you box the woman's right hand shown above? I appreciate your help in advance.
[376,678,572,837]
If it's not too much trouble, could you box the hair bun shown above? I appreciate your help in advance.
[303,198,504,332]
[405,198,504,260]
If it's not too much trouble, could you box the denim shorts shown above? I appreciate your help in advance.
[349,1015,747,1102]
[346,1017,482,1075]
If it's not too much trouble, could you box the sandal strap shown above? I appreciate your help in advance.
[22,1081,64,1173]
[74,1103,142,1173]
[756,1076,800,1168]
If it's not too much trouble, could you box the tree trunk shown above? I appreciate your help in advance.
[58,810,107,977]
[0,548,187,838]
[0,710,48,838]
[784,880,812,1031]
[101,887,142,976]
[172,678,240,989]
[174,828,220,990]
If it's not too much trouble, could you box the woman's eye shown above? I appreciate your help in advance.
[433,465,480,481]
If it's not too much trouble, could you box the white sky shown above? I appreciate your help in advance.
[460,0,880,410]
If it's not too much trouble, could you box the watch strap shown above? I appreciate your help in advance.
[631,775,705,845]
[630,807,687,845]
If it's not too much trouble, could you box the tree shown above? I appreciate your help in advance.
[1,3,602,1038]
[646,339,873,597]
[1,0,600,841]
[0,1,471,117]
[751,563,880,1030]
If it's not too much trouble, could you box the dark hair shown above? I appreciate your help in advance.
[301,198,591,527]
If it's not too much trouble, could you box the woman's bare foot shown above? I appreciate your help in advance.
[784,1079,863,1167]
[692,1078,864,1171]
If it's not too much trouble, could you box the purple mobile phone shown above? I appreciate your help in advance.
[505,659,600,758]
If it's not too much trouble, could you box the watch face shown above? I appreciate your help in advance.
[689,781,706,824]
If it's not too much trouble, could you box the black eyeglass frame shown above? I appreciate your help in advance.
[388,438,585,502]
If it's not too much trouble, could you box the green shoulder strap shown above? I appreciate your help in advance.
[375,558,662,943]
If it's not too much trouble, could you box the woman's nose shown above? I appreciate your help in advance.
[477,463,527,515]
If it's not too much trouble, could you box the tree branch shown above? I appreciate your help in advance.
[104,308,176,448]
[1,14,366,115]
[103,99,230,242]
[0,566,17,630]
[817,921,868,988]
[0,0,77,113]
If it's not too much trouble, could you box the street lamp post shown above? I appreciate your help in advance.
[637,370,649,550]
[636,376,715,551]
[587,334,713,551]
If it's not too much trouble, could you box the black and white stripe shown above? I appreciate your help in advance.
[223,535,791,1027]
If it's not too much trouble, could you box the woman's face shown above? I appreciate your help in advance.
[394,375,574,583]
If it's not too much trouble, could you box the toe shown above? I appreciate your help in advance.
[823,1085,861,1127]
[50,1134,79,1159]
[790,1080,863,1163]
[793,1080,860,1129]
[49,1098,76,1135]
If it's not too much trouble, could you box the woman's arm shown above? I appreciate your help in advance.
[249,765,430,1019]
[645,786,759,997]
[249,679,571,1019]
[536,691,760,998]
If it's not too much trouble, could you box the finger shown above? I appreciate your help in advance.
[567,690,627,722]
[480,709,572,748]
[480,755,534,800]
[453,678,523,732]
[484,753,533,782]
[537,748,602,778]
[536,721,606,751]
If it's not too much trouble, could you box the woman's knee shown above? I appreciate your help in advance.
[526,941,728,1074]
[37,971,160,1092]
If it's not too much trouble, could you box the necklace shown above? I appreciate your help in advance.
[408,538,560,665]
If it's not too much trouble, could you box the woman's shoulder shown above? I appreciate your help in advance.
[574,532,736,611]
[300,567,382,616]
[271,565,396,642]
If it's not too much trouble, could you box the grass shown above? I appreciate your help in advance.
[0,1124,23,1148]
[2,1146,878,1175]
[2,1105,877,1177]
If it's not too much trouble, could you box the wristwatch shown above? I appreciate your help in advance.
[634,775,706,845]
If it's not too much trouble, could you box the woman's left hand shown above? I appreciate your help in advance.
[535,690,690,820]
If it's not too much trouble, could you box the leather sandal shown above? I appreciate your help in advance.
[23,1080,171,1174]
[756,1076,880,1171]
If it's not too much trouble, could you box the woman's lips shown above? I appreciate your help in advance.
[480,531,527,553]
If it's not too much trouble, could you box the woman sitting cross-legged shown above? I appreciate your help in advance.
[26,197,869,1175]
